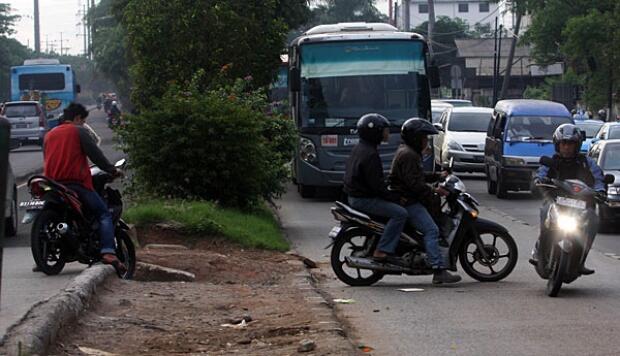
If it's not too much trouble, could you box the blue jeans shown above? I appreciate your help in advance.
[67,184,116,255]
[405,203,444,269]
[348,197,408,254]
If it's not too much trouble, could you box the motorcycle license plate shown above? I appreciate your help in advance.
[328,226,342,239]
[19,200,44,209]
[556,196,586,210]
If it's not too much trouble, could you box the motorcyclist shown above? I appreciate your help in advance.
[43,103,126,274]
[598,109,607,121]
[389,118,462,284]
[343,113,408,262]
[109,101,122,127]
[530,123,605,275]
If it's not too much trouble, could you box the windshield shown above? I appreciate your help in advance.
[448,112,492,132]
[299,40,427,128]
[576,122,603,138]
[506,116,573,141]
[601,145,620,170]
[4,104,38,117]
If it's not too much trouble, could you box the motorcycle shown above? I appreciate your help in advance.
[20,159,135,279]
[107,112,121,128]
[533,156,614,297]
[328,173,518,286]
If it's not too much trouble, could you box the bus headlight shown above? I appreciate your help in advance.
[300,137,317,163]
[557,214,578,233]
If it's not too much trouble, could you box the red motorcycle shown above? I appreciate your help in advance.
[21,159,135,278]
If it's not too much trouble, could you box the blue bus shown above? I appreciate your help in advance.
[10,59,80,128]
[288,23,440,197]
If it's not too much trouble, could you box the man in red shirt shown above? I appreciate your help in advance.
[43,103,125,273]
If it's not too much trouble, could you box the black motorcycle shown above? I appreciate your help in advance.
[534,156,613,297]
[328,174,518,286]
[20,159,135,278]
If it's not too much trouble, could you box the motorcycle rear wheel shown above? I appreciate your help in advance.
[31,209,66,275]
[115,229,137,279]
[547,249,568,297]
[459,228,518,282]
[330,228,384,286]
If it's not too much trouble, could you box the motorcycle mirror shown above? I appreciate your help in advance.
[604,174,615,185]
[114,158,126,168]
[448,157,454,170]
[539,156,553,167]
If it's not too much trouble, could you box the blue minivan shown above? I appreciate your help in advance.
[484,99,573,198]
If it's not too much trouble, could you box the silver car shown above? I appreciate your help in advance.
[1,101,50,147]
[4,158,17,237]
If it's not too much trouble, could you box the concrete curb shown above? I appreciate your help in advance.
[0,264,115,356]
[268,202,358,354]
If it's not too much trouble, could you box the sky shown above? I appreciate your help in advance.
[4,0,390,56]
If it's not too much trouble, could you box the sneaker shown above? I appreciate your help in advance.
[101,253,128,277]
[579,266,595,275]
[32,265,41,272]
[432,269,462,284]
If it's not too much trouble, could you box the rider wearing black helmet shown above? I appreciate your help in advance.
[598,109,607,121]
[389,118,461,284]
[531,123,605,274]
[344,113,408,262]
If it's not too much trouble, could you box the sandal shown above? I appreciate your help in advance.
[102,254,128,278]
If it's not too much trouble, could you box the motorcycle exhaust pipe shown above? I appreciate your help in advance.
[345,256,409,273]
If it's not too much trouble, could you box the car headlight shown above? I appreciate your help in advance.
[299,137,317,163]
[447,140,464,151]
[503,157,526,167]
[608,186,619,195]
[557,214,578,233]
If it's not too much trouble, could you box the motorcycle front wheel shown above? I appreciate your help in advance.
[546,249,568,297]
[459,228,518,282]
[330,228,384,286]
[31,209,66,275]
[115,229,137,279]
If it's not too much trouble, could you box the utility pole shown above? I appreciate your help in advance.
[34,0,41,53]
[495,25,503,105]
[492,18,498,105]
[90,0,96,58]
[428,0,436,56]
[500,4,523,100]
[403,0,410,30]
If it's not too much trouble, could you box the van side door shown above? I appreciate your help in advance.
[485,111,506,179]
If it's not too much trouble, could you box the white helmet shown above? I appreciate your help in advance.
[111,101,118,106]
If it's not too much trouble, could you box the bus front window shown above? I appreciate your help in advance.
[299,40,428,128]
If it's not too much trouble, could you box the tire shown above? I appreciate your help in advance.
[298,184,316,199]
[31,209,66,275]
[486,166,497,195]
[496,170,509,199]
[547,249,569,297]
[330,228,384,286]
[115,229,137,279]
[5,186,18,237]
[459,227,518,282]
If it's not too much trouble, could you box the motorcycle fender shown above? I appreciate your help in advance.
[324,224,358,249]
[473,218,509,235]
[557,239,573,254]
[118,219,131,231]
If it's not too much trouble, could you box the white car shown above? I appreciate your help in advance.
[4,158,17,237]
[433,106,493,172]
[431,100,452,123]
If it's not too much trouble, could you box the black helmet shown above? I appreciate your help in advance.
[552,123,583,155]
[401,118,438,152]
[598,109,607,120]
[357,113,390,145]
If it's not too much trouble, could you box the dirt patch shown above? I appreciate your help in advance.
[50,228,357,355]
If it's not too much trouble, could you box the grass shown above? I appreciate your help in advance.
[123,200,288,251]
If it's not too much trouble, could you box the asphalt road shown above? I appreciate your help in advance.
[0,109,122,339]
[278,176,620,355]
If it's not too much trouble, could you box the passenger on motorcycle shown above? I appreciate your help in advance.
[389,118,461,284]
[43,103,126,274]
[531,123,605,274]
[343,113,408,262]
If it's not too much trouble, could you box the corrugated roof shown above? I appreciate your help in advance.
[455,38,530,58]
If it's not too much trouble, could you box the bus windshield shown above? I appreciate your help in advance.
[299,40,427,128]
[18,73,65,91]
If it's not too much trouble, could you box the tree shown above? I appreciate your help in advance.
[414,16,472,68]
[308,0,387,27]
[0,3,18,36]
[0,3,28,101]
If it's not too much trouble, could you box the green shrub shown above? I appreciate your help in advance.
[119,71,295,209]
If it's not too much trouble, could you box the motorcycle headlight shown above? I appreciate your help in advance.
[447,140,464,151]
[608,186,619,195]
[557,214,578,233]
[300,137,317,163]
[503,156,526,167]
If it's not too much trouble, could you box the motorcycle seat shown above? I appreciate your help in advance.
[335,201,424,235]
[335,201,372,221]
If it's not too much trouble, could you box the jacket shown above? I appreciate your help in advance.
[535,153,604,192]
[388,144,440,206]
[343,139,392,200]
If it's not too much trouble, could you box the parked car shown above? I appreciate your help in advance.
[431,100,452,123]
[588,139,620,226]
[433,106,493,172]
[4,159,17,237]
[436,99,473,107]
[0,101,50,147]
[484,99,573,198]
[575,119,604,153]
